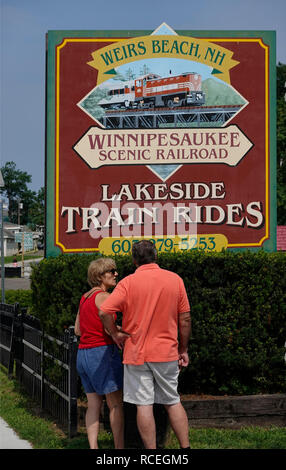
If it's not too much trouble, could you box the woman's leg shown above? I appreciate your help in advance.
[105,389,124,449]
[85,392,103,449]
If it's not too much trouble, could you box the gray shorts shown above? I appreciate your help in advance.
[123,361,180,406]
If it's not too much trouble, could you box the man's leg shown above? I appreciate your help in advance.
[124,364,156,448]
[164,402,190,448]
[136,404,156,449]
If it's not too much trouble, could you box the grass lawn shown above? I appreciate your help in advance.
[0,367,285,450]
[4,251,43,264]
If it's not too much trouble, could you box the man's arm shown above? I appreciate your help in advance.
[99,281,130,349]
[99,309,130,350]
[178,311,191,368]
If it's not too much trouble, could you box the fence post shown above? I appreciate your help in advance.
[13,308,24,381]
[8,303,20,378]
[8,304,19,379]
[40,327,45,410]
[67,326,78,438]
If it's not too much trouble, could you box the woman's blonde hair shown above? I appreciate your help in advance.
[87,257,116,287]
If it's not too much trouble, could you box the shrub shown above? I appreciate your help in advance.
[29,250,286,395]
[1,289,32,309]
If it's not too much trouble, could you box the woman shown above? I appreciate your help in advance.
[75,257,124,449]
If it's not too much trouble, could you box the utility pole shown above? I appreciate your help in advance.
[21,231,25,277]
[0,171,5,303]
[18,199,23,225]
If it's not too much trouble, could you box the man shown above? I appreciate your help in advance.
[99,240,191,449]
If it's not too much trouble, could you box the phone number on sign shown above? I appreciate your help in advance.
[106,235,227,255]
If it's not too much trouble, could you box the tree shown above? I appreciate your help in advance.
[0,161,36,225]
[28,187,45,230]
[277,63,286,225]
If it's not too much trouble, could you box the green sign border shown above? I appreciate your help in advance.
[45,29,276,257]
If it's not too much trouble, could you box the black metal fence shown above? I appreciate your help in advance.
[0,303,20,376]
[0,303,78,437]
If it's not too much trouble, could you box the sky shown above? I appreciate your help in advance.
[1,0,286,192]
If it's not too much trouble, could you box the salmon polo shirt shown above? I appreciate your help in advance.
[100,263,190,365]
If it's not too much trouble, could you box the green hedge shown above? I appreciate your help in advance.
[1,289,32,309]
[29,250,286,395]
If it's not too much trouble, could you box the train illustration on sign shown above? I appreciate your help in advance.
[97,72,205,110]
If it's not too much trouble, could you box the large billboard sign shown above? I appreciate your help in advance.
[46,24,276,257]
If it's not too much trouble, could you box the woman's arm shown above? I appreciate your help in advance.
[74,310,81,336]
[95,291,110,309]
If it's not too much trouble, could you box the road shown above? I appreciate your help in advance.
[1,256,43,290]
[3,277,31,290]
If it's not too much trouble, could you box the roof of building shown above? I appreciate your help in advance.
[4,222,21,230]
[3,228,16,239]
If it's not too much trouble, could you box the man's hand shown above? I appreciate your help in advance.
[111,330,130,350]
[99,308,131,349]
[178,351,189,369]
[178,311,191,369]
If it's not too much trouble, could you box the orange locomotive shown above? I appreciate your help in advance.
[98,72,205,110]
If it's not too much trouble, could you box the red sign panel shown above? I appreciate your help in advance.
[46,26,276,256]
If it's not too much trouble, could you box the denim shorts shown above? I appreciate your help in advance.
[76,344,123,395]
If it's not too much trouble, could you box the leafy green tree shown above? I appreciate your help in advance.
[28,187,45,230]
[80,87,108,119]
[0,161,36,225]
[277,63,286,225]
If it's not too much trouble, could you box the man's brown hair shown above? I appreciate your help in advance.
[132,240,157,266]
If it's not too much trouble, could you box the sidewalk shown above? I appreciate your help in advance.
[0,417,33,449]
[1,258,42,448]
[2,277,31,290]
